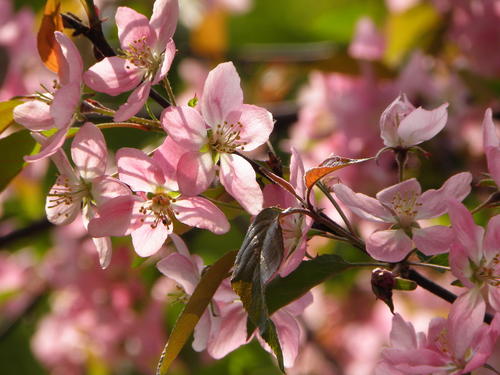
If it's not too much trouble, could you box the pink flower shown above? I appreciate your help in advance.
[44,123,130,268]
[348,17,385,61]
[88,147,229,257]
[157,242,312,367]
[380,94,448,148]
[161,61,274,215]
[13,32,83,162]
[483,108,500,188]
[84,0,178,121]
[378,294,500,374]
[263,148,311,276]
[447,199,500,312]
[334,173,472,262]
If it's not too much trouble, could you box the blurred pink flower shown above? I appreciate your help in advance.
[378,294,500,374]
[483,108,500,188]
[84,0,178,121]
[13,32,83,162]
[349,17,385,61]
[161,61,274,214]
[334,173,472,262]
[88,147,229,257]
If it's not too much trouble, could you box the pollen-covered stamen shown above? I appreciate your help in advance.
[208,121,248,154]
[474,254,500,287]
[46,176,87,215]
[389,191,422,228]
[139,193,178,229]
[122,36,161,80]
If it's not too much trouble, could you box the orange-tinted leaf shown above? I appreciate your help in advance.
[37,0,64,73]
[305,155,372,189]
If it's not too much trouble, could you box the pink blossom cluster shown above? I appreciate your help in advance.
[2,0,500,373]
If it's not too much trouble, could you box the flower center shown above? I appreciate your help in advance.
[474,254,500,287]
[208,121,248,154]
[46,176,88,218]
[123,37,161,80]
[139,193,178,229]
[389,191,421,228]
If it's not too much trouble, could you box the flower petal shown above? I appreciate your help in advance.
[157,252,201,295]
[376,178,421,211]
[88,195,138,237]
[91,236,112,269]
[175,197,230,234]
[114,80,151,122]
[160,105,207,149]
[270,309,302,368]
[71,123,107,180]
[334,183,393,223]
[152,39,176,84]
[366,229,413,262]
[177,151,215,196]
[45,176,82,225]
[486,147,500,188]
[84,56,143,96]
[25,127,68,163]
[219,153,263,215]
[54,31,83,85]
[201,62,243,127]
[417,172,472,219]
[50,81,80,128]
[91,176,131,206]
[380,94,415,148]
[152,136,184,190]
[132,221,170,257]
[482,108,499,149]
[412,225,453,255]
[397,103,448,147]
[116,147,164,192]
[225,104,274,151]
[13,101,53,131]
[290,147,306,198]
[390,313,418,350]
[116,6,155,50]
[149,0,179,50]
[484,214,500,264]
[446,199,484,264]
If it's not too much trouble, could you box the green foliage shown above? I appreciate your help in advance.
[0,100,23,134]
[231,207,285,371]
[0,130,37,193]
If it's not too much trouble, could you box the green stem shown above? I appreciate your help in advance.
[85,102,162,128]
[406,262,450,272]
[163,78,177,107]
[317,182,356,235]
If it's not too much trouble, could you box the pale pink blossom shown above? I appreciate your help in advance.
[334,173,472,262]
[84,0,178,121]
[348,17,385,61]
[161,61,274,214]
[482,108,500,188]
[447,199,500,311]
[88,147,229,257]
[44,123,130,268]
[13,32,82,162]
[380,94,448,148]
[378,294,500,374]
[263,148,311,276]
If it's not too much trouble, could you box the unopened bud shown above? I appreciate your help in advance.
[371,268,395,313]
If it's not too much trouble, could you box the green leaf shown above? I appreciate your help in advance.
[156,250,237,375]
[188,96,198,107]
[231,207,285,371]
[384,3,440,66]
[0,130,37,193]
[265,254,350,314]
[393,278,417,291]
[0,100,23,134]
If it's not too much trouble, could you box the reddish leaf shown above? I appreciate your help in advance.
[37,0,64,73]
[305,155,372,189]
